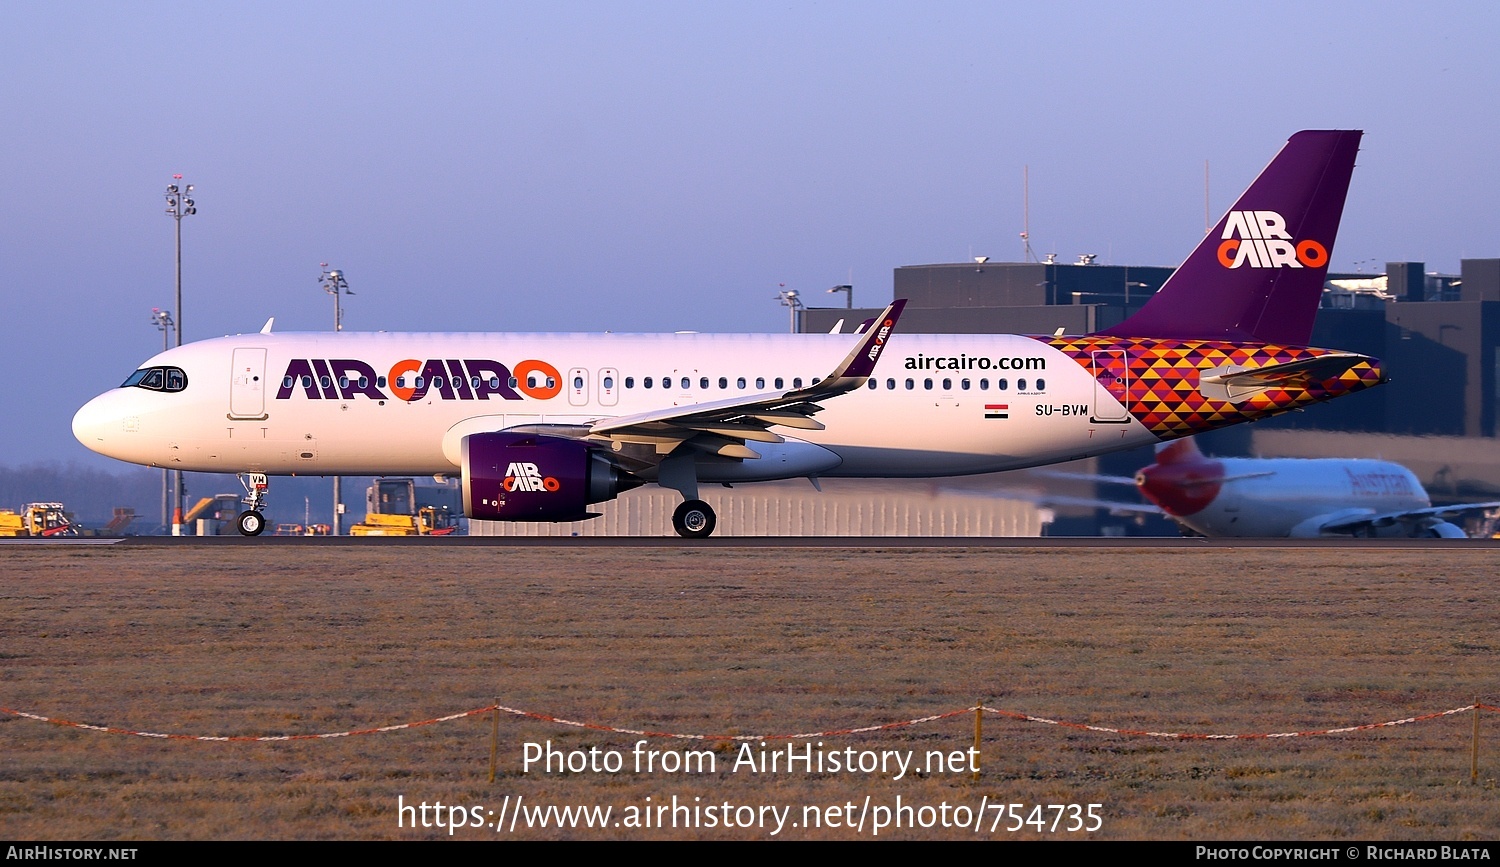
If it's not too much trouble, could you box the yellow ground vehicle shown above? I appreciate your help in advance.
[348,478,461,536]
[0,503,78,538]
[349,507,456,536]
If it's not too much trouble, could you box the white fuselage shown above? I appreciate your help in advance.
[1166,458,1431,538]
[73,331,1157,480]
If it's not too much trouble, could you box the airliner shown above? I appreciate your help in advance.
[74,130,1384,538]
[1079,437,1500,538]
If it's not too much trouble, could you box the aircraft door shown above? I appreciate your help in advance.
[598,367,619,407]
[230,348,268,419]
[1090,350,1131,423]
[567,367,589,407]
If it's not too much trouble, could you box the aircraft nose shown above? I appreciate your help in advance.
[72,390,134,458]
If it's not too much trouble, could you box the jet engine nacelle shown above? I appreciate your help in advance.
[461,431,637,522]
[1421,520,1467,539]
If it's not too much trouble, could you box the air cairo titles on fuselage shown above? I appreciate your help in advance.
[275,352,1054,405]
[276,357,564,403]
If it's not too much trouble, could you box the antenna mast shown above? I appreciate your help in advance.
[1021,165,1037,263]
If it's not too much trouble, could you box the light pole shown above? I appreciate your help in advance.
[319,265,353,332]
[826,284,853,309]
[164,177,196,535]
[150,308,174,532]
[319,266,354,535]
[775,286,803,333]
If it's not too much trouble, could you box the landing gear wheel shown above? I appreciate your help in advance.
[672,500,716,539]
[237,510,266,537]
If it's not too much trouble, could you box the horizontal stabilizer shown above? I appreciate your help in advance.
[1199,352,1369,403]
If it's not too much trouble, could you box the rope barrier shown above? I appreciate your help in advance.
[2,701,1488,744]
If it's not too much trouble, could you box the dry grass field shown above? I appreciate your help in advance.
[1,542,1496,840]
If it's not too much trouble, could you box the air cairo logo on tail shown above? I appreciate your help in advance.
[1216,210,1328,270]
[866,318,895,362]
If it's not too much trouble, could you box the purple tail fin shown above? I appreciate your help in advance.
[1099,130,1362,346]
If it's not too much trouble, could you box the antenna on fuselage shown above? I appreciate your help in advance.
[260,317,274,334]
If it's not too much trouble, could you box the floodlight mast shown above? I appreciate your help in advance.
[163,177,196,536]
[775,287,803,333]
[150,308,174,531]
[319,266,355,535]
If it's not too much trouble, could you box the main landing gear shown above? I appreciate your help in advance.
[237,472,269,537]
[671,499,716,539]
[658,451,718,539]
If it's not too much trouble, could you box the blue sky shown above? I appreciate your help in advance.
[3,1,1496,465]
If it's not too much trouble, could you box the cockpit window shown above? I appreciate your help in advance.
[122,366,189,393]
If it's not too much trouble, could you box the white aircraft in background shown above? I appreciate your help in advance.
[74,130,1384,538]
[1068,437,1500,538]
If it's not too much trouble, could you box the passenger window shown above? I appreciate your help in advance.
[1036,378,1046,390]
[303,375,315,388]
[924,378,933,390]
[737,377,746,389]
[508,377,518,388]
[979,378,988,390]
[942,378,951,390]
[644,377,653,389]
[775,377,784,389]
[961,379,970,390]
[283,376,294,389]
[755,377,765,389]
[681,377,690,390]
[573,376,584,389]
[998,378,1008,390]
[905,378,914,390]
[625,377,634,388]
[604,376,615,389]
[886,378,895,390]
[793,377,803,388]
[1018,378,1027,390]
[338,376,350,389]
[699,377,709,389]
[718,377,727,389]
[867,379,876,389]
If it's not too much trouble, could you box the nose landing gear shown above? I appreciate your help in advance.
[237,472,269,537]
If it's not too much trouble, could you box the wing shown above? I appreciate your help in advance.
[1318,501,1500,536]
[583,299,907,461]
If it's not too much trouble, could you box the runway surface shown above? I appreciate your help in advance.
[7,534,1499,549]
